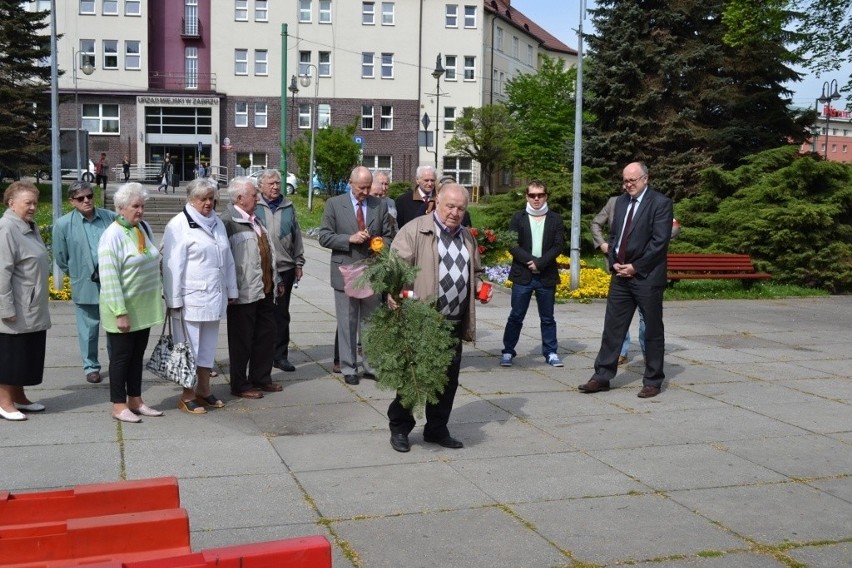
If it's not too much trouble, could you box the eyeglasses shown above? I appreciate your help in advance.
[71,194,94,202]
[622,174,647,185]
[527,193,547,199]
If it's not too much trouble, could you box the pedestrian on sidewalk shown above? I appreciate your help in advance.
[157,154,173,193]
[499,180,565,369]
[0,182,51,421]
[52,180,116,384]
[95,153,109,191]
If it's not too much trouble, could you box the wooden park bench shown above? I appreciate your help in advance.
[666,253,771,287]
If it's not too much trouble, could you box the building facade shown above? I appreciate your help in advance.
[38,0,576,187]
[800,105,852,164]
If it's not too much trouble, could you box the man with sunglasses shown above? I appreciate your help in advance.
[579,162,673,398]
[53,181,117,383]
[500,180,565,368]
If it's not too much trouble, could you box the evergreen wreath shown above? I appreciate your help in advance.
[357,244,458,417]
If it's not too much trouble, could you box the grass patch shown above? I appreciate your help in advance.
[664,279,827,300]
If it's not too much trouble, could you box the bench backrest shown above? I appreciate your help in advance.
[667,254,757,272]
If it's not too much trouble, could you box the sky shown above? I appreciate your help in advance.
[511,0,852,110]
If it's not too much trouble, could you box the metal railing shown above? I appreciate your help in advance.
[148,71,216,91]
[181,17,201,37]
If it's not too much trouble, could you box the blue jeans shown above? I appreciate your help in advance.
[621,308,646,357]
[501,276,557,358]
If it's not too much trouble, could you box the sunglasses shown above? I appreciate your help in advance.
[71,194,94,202]
[527,193,547,199]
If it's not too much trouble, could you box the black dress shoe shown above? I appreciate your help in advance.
[362,372,377,381]
[423,435,464,449]
[273,359,296,372]
[578,379,610,393]
[390,433,410,452]
[344,374,359,385]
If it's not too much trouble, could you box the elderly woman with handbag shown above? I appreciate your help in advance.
[161,178,237,414]
[98,182,165,423]
[0,182,51,421]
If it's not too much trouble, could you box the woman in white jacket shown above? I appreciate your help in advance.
[161,178,238,414]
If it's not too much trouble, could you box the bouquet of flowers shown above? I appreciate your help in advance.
[468,227,518,266]
[356,238,457,417]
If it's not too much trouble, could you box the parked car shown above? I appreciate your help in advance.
[34,160,96,183]
[248,169,299,195]
[310,174,349,196]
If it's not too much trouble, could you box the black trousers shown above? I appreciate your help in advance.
[107,328,150,403]
[227,294,275,393]
[273,269,296,361]
[388,321,463,440]
[592,276,666,388]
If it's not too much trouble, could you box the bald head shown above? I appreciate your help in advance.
[435,183,468,231]
[349,166,373,203]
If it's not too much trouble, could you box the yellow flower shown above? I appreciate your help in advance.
[48,274,72,301]
[370,236,384,253]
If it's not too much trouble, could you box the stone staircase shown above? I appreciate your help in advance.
[104,184,229,235]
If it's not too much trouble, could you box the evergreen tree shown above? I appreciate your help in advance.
[584,0,807,198]
[0,2,53,177]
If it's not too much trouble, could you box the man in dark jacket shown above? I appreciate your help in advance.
[499,180,565,368]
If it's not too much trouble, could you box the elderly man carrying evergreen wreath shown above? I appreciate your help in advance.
[385,183,493,453]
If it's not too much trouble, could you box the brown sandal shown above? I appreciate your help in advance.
[195,394,225,408]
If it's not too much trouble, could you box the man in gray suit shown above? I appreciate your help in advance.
[318,166,394,385]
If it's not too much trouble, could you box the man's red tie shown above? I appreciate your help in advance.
[616,199,636,264]
[356,203,366,231]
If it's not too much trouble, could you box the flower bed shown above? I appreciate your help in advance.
[484,254,611,301]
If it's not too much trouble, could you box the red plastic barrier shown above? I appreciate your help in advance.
[0,478,180,525]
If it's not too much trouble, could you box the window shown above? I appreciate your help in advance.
[361,104,374,130]
[445,4,457,27]
[380,52,394,79]
[82,103,119,134]
[380,105,393,130]
[843,145,848,153]
[80,1,95,14]
[255,0,268,21]
[444,107,456,131]
[463,56,475,80]
[254,50,268,75]
[299,0,311,22]
[235,0,247,20]
[103,40,118,69]
[443,156,473,186]
[463,5,476,27]
[361,52,374,78]
[319,0,331,23]
[184,0,198,35]
[80,39,96,69]
[362,1,374,24]
[318,51,331,77]
[235,102,248,127]
[125,0,140,16]
[185,47,198,88]
[381,2,394,25]
[299,51,311,76]
[444,55,456,80]
[526,44,533,65]
[318,104,331,128]
[235,49,248,75]
[362,155,392,172]
[255,103,267,128]
[298,103,311,129]
[495,27,503,52]
[125,40,141,69]
[512,36,519,58]
[35,0,51,11]
[103,0,118,15]
[499,71,505,95]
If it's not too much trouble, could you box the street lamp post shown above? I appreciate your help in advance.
[72,48,94,180]
[817,79,840,159]
[299,64,319,211]
[431,55,445,171]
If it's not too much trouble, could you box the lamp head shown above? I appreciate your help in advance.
[432,54,445,80]
[288,74,299,95]
[299,74,311,89]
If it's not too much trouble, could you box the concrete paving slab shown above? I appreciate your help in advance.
[749,400,852,434]
[787,542,852,567]
[645,406,811,443]
[514,493,747,566]
[459,368,576,394]
[482,390,625,421]
[537,413,695,451]
[630,552,787,567]
[668,483,852,544]
[808,477,852,503]
[333,507,568,568]
[712,361,838,381]
[0,409,115,444]
[721,434,852,478]
[589,443,789,491]
[0,442,121,490]
[251,400,385,436]
[785,377,852,403]
[682,380,829,409]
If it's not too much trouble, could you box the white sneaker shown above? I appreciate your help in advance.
[499,353,513,367]
[547,353,564,367]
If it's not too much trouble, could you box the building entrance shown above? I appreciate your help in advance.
[147,145,211,186]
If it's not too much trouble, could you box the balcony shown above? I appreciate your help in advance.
[181,17,202,38]
[149,71,217,92]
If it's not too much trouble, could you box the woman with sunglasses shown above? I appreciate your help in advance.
[53,181,116,384]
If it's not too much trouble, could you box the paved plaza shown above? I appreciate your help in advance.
[2,237,850,567]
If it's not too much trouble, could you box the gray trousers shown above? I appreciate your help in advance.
[333,289,379,376]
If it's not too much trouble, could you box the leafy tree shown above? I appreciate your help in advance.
[675,146,852,292]
[444,104,516,195]
[290,120,361,193]
[584,0,806,198]
[0,2,53,177]
[504,56,577,177]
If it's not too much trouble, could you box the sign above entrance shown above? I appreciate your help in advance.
[137,96,219,106]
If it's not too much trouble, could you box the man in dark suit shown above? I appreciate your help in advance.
[579,162,673,398]
[318,166,394,385]
[500,180,565,368]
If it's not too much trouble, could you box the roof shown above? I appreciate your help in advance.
[484,0,578,56]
